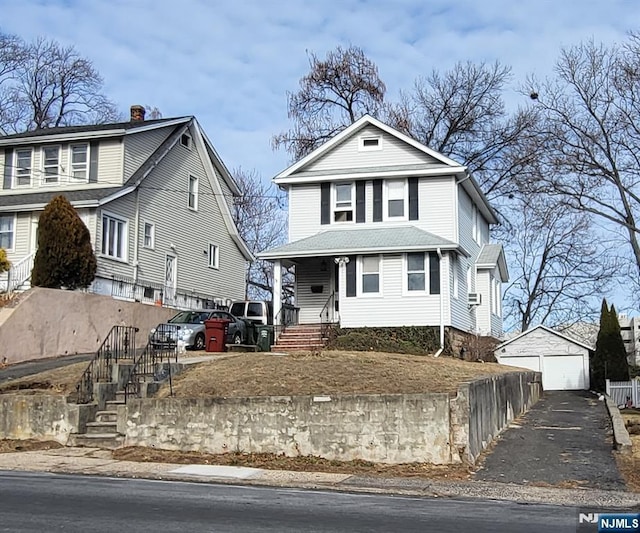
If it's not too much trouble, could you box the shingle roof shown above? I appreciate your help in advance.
[0,187,121,211]
[259,226,463,259]
[476,243,502,266]
[0,117,190,141]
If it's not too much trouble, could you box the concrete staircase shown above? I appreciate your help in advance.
[72,403,124,449]
[272,324,326,352]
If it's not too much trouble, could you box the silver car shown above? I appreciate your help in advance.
[150,310,246,350]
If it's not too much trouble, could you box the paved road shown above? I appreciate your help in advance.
[0,353,93,384]
[0,471,597,533]
[476,391,625,490]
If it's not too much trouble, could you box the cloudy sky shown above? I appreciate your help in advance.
[2,0,639,179]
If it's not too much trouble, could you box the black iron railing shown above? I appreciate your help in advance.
[76,325,139,404]
[124,340,178,402]
[274,303,300,340]
[319,292,335,338]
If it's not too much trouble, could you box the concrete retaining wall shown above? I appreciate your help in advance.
[0,395,96,444]
[0,287,176,364]
[0,370,542,464]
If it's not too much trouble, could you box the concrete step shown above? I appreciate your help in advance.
[273,343,325,351]
[106,399,125,409]
[275,339,323,346]
[71,433,124,450]
[95,410,118,423]
[85,421,118,435]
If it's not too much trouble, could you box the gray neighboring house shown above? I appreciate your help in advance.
[0,106,252,309]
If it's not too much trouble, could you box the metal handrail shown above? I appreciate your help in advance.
[274,303,300,341]
[75,325,139,404]
[124,340,178,402]
[319,292,335,338]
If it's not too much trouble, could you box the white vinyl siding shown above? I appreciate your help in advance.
[289,184,322,242]
[475,269,492,336]
[305,125,444,172]
[339,254,446,328]
[296,258,332,324]
[97,138,124,184]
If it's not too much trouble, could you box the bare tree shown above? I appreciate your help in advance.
[526,37,640,286]
[231,168,292,300]
[272,45,386,160]
[503,197,616,332]
[386,61,540,202]
[0,33,119,133]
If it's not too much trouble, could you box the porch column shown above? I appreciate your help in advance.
[273,259,282,325]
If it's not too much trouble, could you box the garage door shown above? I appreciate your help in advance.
[498,356,540,373]
[542,355,586,390]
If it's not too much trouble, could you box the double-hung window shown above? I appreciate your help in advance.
[0,214,15,250]
[43,146,60,185]
[361,255,380,294]
[143,222,155,249]
[407,252,425,291]
[334,182,353,222]
[15,148,33,187]
[101,213,127,261]
[386,179,406,218]
[208,243,219,269]
[70,144,89,181]
[188,175,199,210]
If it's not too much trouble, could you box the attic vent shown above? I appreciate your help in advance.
[181,133,192,149]
[359,135,382,151]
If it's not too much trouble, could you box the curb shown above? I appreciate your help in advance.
[604,394,633,454]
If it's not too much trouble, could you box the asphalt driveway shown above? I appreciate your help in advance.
[475,391,625,490]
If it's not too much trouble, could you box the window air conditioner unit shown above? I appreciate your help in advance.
[468,293,481,306]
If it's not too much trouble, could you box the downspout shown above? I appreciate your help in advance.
[434,247,445,358]
[133,188,140,283]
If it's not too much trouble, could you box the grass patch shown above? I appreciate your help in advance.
[616,434,640,492]
[0,361,88,396]
[157,350,518,398]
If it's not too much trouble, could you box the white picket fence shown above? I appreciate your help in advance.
[606,378,640,407]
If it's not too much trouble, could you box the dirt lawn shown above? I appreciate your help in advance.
[617,409,640,491]
[0,361,87,395]
[157,350,518,398]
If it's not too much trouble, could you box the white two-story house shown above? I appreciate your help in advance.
[0,106,252,309]
[260,115,507,343]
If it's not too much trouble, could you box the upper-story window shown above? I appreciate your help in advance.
[358,135,382,151]
[15,148,33,187]
[334,182,354,222]
[42,146,60,185]
[385,179,407,219]
[188,175,199,211]
[70,144,89,181]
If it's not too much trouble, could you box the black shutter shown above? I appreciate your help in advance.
[346,256,356,297]
[320,182,330,225]
[429,252,440,295]
[409,177,419,220]
[355,181,365,223]
[3,148,13,189]
[89,141,99,183]
[372,179,382,222]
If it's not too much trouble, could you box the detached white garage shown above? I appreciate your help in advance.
[495,325,593,391]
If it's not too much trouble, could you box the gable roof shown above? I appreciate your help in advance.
[475,243,509,282]
[273,115,498,224]
[0,117,191,144]
[496,324,594,351]
[259,226,467,260]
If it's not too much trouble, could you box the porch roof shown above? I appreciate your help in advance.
[259,226,467,260]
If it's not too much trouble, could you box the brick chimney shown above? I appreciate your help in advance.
[130,105,146,122]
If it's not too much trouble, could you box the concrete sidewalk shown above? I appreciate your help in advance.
[0,446,638,510]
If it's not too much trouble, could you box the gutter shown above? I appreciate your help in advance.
[434,247,445,358]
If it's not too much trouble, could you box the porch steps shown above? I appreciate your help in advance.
[273,324,326,352]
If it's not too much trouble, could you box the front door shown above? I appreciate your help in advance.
[164,254,177,305]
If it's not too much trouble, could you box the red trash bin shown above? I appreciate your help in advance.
[204,319,230,352]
